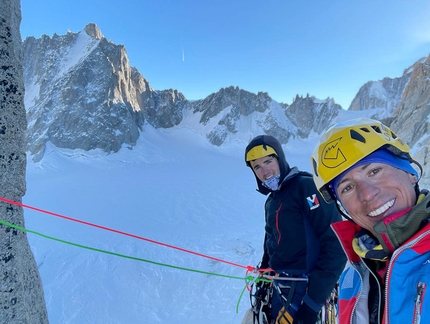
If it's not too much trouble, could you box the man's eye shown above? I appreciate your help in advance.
[369,167,382,176]
[340,184,353,194]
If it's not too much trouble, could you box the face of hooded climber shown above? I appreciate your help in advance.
[250,155,280,184]
[335,162,418,236]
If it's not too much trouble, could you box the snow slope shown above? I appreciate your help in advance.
[25,126,309,324]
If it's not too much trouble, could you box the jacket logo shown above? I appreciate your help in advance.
[307,194,320,210]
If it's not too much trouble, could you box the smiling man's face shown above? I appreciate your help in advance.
[336,162,418,236]
[250,155,280,183]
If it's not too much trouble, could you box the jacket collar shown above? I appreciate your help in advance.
[332,221,362,263]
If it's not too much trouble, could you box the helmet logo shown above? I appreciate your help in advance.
[321,137,346,168]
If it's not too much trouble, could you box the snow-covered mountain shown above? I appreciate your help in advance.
[20,25,349,155]
[23,24,430,170]
[21,23,430,323]
[23,23,188,162]
[23,22,346,160]
[349,71,412,115]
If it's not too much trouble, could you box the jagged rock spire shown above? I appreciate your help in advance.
[84,22,104,39]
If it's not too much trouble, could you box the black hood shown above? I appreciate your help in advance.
[245,135,291,195]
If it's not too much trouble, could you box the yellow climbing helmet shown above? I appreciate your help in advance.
[311,117,412,202]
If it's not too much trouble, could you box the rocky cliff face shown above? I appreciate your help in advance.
[389,56,430,188]
[348,71,412,114]
[23,23,430,186]
[191,86,282,145]
[186,86,342,147]
[343,55,430,187]
[286,94,342,138]
[23,23,187,161]
[390,57,430,145]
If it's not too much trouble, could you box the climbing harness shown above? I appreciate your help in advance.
[273,273,309,324]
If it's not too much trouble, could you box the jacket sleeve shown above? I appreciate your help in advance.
[301,176,347,310]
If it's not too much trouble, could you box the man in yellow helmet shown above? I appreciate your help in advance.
[311,117,430,323]
[245,135,346,324]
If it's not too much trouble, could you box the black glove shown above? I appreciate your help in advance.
[293,302,318,324]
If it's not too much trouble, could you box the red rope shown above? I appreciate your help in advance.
[0,197,249,269]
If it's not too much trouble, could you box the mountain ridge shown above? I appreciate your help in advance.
[23,23,430,187]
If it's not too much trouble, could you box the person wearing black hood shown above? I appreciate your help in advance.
[245,135,346,324]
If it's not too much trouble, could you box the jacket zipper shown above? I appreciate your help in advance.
[413,282,426,324]
[355,261,381,324]
[384,229,430,323]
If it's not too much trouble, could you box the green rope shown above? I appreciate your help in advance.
[236,282,249,313]
[0,219,244,280]
[236,274,273,313]
[0,218,274,314]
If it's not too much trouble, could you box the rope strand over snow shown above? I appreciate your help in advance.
[0,218,246,280]
[0,196,248,269]
[0,197,267,312]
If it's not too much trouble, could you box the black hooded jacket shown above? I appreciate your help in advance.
[245,135,346,307]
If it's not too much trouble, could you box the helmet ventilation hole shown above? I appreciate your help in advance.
[350,129,366,143]
[371,125,382,133]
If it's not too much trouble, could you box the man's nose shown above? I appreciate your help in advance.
[262,166,271,175]
[357,181,379,204]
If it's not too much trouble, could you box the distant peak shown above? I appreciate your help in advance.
[84,23,104,39]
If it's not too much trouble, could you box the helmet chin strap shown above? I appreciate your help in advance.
[411,158,423,182]
[335,200,354,222]
[262,174,280,191]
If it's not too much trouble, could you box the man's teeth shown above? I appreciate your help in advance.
[368,199,395,217]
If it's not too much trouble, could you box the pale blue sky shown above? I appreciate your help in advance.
[20,0,430,109]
